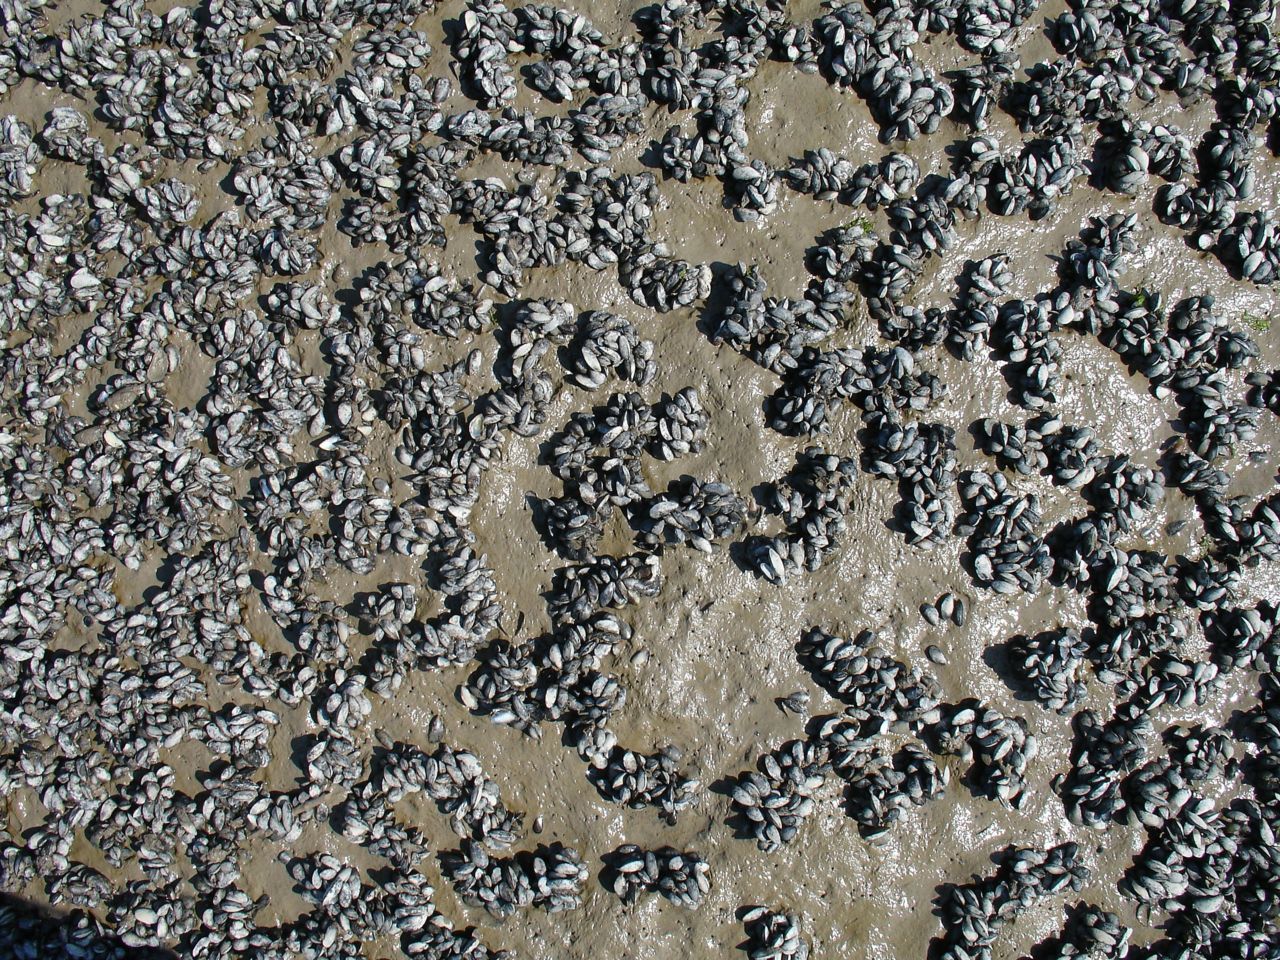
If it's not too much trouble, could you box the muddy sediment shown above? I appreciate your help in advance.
[1,0,1279,958]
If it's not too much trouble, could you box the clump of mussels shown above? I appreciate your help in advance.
[0,0,1277,956]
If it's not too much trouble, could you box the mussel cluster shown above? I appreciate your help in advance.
[0,0,1277,956]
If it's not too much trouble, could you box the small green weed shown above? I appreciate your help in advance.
[1241,312,1273,334]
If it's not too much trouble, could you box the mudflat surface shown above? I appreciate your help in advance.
[0,0,1278,958]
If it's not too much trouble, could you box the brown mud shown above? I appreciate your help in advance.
[1,0,1277,958]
